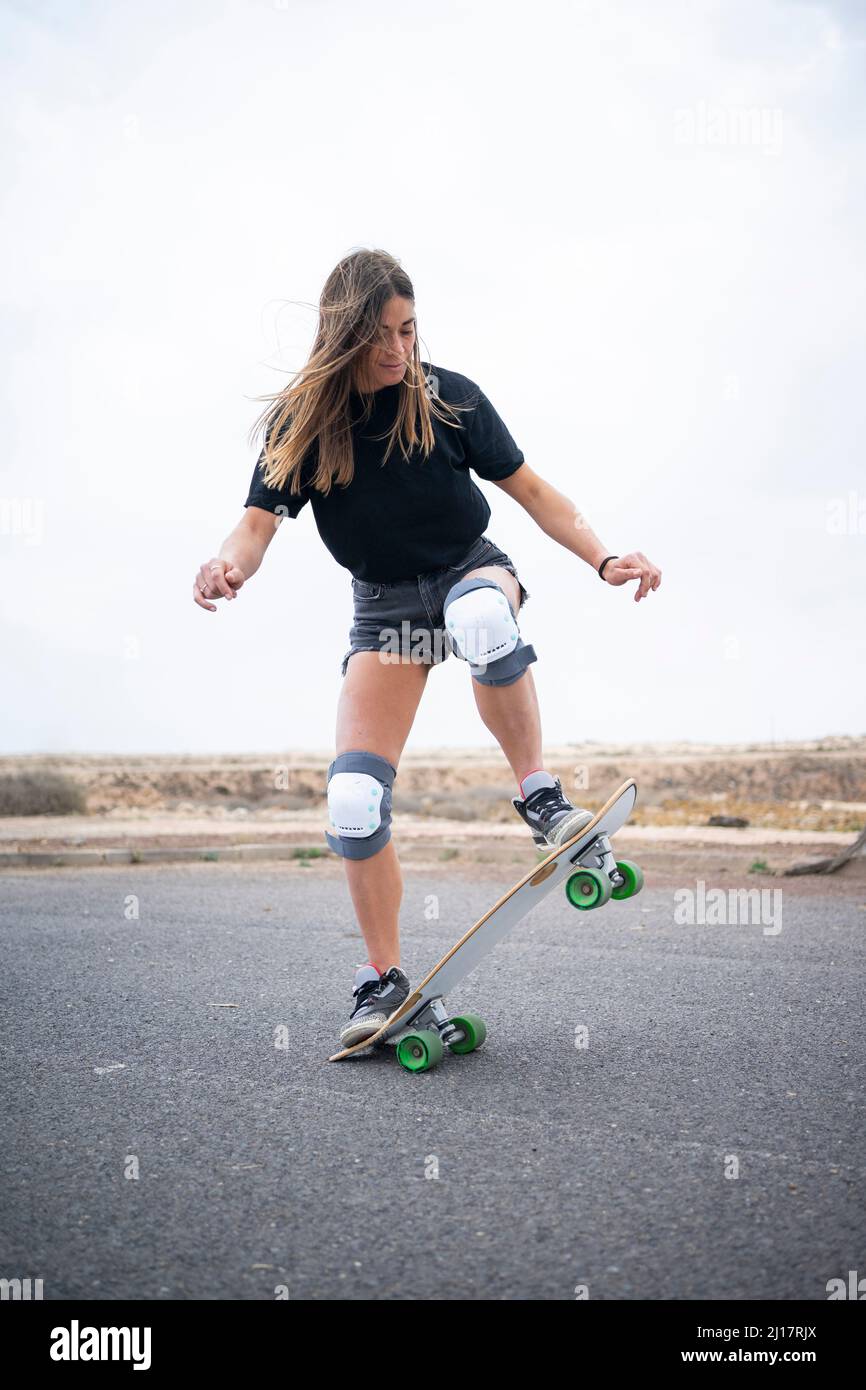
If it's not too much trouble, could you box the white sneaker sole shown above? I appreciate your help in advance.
[547,807,594,848]
[339,1011,388,1049]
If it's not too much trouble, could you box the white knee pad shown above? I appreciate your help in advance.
[325,750,395,860]
[443,577,537,686]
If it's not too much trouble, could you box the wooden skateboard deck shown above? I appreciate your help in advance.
[327,779,639,1065]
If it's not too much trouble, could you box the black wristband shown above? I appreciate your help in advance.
[598,555,618,581]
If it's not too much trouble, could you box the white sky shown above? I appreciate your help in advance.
[1,0,864,754]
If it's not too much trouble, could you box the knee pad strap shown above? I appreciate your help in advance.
[443,577,537,687]
[325,749,396,860]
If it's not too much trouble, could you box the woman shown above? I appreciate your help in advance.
[194,248,661,1049]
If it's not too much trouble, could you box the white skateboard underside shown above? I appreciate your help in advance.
[328,780,637,1061]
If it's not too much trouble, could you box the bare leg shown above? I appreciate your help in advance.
[333,651,430,970]
[461,564,544,788]
[472,663,543,787]
[341,839,404,972]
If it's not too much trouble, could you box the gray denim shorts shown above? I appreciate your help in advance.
[341,533,531,677]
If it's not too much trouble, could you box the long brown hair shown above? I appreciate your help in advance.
[247,248,472,501]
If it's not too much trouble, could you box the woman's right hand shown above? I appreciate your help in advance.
[193,558,246,612]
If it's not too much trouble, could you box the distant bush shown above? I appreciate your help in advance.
[0,772,87,817]
[749,859,771,875]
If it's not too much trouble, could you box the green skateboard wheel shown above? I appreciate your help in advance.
[447,1013,487,1055]
[565,865,613,909]
[396,1028,444,1072]
[611,858,644,900]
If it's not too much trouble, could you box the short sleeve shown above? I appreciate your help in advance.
[460,381,525,482]
[244,437,316,519]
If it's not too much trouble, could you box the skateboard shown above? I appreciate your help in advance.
[327,779,642,1071]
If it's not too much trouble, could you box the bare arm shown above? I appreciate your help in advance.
[193,507,282,612]
[218,507,282,579]
[494,463,662,600]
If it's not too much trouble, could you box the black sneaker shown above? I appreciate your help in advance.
[339,964,412,1049]
[512,772,594,849]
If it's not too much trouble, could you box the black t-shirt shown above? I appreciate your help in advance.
[243,362,525,581]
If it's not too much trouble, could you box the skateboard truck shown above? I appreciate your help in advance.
[570,831,626,890]
[424,998,466,1047]
[561,828,643,911]
[391,1001,487,1072]
[391,998,467,1049]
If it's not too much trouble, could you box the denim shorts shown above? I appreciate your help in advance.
[340,533,531,676]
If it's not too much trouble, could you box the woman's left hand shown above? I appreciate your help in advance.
[603,551,662,601]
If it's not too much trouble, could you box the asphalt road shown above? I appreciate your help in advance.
[1,860,863,1301]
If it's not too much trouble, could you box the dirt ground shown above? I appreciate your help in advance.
[1,738,864,880]
[1,813,864,888]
